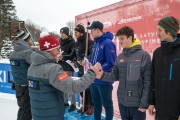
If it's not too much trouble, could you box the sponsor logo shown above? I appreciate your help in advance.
[10,60,20,66]
[118,16,142,24]
[29,79,40,90]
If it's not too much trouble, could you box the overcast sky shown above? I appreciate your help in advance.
[13,0,121,33]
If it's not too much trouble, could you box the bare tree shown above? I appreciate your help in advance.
[25,19,48,42]
[66,21,75,36]
[50,31,60,39]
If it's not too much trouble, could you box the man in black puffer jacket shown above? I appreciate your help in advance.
[59,27,76,112]
[74,24,94,115]
[148,16,180,120]
[59,27,75,64]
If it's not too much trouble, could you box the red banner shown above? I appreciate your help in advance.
[75,0,180,118]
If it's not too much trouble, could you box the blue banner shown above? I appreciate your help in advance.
[0,62,15,94]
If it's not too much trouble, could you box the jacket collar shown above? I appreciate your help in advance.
[123,39,142,55]
[160,34,180,55]
[60,36,74,45]
[94,32,113,43]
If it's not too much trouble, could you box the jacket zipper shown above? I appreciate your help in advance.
[169,64,172,80]
[169,58,180,80]
[125,56,129,104]
[94,43,99,64]
[129,64,132,76]
[127,63,132,77]
[92,43,99,65]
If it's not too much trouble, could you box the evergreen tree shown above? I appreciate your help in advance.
[0,0,17,52]
[0,38,14,58]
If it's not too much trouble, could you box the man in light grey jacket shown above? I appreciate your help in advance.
[27,32,101,120]
[97,26,151,120]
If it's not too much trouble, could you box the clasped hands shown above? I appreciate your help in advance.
[90,62,103,79]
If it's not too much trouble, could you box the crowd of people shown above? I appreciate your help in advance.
[9,16,180,120]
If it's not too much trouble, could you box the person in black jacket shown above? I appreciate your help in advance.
[59,27,76,112]
[148,16,180,120]
[74,24,94,115]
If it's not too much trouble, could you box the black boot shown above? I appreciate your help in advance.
[68,104,76,112]
[64,103,69,107]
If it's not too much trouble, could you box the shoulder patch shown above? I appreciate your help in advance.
[10,60,20,66]
[58,72,68,81]
[28,79,40,90]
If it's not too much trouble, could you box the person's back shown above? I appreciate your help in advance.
[28,50,65,120]
[28,32,101,120]
[9,30,34,120]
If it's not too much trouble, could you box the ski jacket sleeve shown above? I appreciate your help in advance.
[48,65,95,94]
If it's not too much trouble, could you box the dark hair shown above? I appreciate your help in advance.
[74,24,85,33]
[116,26,134,41]
[165,29,176,39]
[98,28,103,31]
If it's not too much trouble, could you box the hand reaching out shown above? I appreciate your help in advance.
[90,62,103,78]
[55,54,63,63]
[96,67,103,79]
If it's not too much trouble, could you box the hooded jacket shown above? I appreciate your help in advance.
[27,50,96,120]
[90,32,116,85]
[101,39,151,108]
[73,33,94,75]
[9,39,34,85]
[59,36,75,61]
[74,32,94,61]
[149,34,180,118]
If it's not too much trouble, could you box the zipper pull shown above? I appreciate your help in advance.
[169,64,173,80]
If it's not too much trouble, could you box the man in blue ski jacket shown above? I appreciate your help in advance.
[87,21,116,120]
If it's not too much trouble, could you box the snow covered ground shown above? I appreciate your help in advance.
[0,92,154,120]
[0,93,18,120]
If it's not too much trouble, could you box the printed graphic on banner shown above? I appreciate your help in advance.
[75,0,180,118]
[0,61,15,94]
